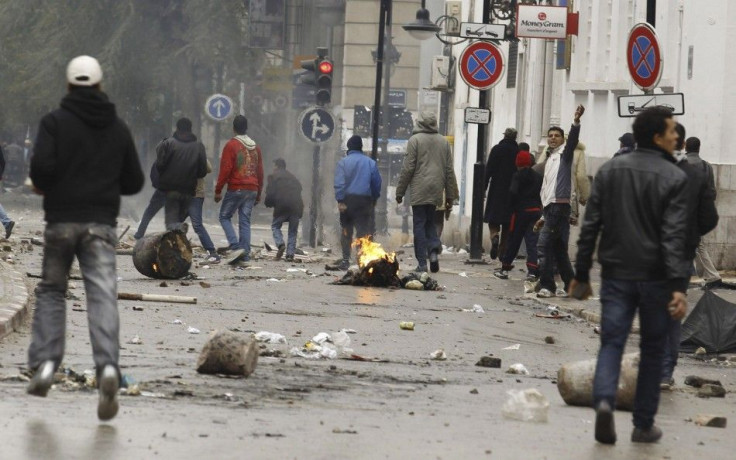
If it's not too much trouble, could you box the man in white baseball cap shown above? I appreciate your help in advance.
[27,55,144,421]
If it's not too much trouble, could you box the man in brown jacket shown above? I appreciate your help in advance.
[396,112,459,273]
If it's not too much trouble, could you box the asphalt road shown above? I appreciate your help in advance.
[0,189,733,460]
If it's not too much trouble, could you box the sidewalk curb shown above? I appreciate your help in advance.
[0,261,30,340]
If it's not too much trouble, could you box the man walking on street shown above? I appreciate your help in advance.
[215,115,264,264]
[156,117,207,233]
[396,112,459,273]
[265,158,303,262]
[334,135,381,270]
[0,144,16,238]
[483,128,519,260]
[26,56,144,421]
[685,137,724,289]
[535,105,585,298]
[570,106,691,444]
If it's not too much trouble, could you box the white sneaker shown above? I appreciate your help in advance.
[537,288,555,298]
[97,365,119,421]
[555,288,569,298]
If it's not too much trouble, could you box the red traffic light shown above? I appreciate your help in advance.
[319,61,333,74]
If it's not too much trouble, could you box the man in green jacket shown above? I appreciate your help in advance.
[396,112,459,273]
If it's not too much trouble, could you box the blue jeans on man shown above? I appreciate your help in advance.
[28,223,121,382]
[594,278,671,429]
[219,189,257,258]
[272,214,299,258]
[134,189,166,239]
[189,197,216,254]
[412,204,441,269]
[537,203,575,291]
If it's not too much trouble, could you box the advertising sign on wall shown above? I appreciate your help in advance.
[516,5,568,40]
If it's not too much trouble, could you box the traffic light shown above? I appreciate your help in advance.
[299,58,318,86]
[315,58,333,105]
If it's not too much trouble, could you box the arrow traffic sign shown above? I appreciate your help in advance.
[617,93,684,118]
[298,107,335,143]
[626,23,663,92]
[458,41,505,91]
[204,94,234,121]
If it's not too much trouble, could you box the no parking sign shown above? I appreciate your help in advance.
[626,23,663,92]
[458,41,505,91]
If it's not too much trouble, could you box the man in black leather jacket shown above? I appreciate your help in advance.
[570,106,690,445]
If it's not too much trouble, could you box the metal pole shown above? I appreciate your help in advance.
[468,0,492,261]
[370,0,388,161]
[376,1,393,235]
[309,144,321,248]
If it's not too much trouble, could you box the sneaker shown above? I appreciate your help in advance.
[494,269,509,280]
[660,377,675,391]
[275,243,286,260]
[338,259,350,271]
[97,365,119,421]
[631,425,662,443]
[525,273,539,283]
[490,235,499,260]
[5,221,14,239]
[537,288,555,298]
[284,254,295,262]
[224,249,245,265]
[204,253,221,264]
[594,400,617,444]
[415,265,428,273]
[27,360,55,397]
[429,249,439,273]
[556,288,569,298]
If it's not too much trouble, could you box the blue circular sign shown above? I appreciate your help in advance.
[298,107,335,143]
[458,41,504,90]
[204,94,234,121]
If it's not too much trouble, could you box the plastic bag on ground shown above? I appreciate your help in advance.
[501,389,550,422]
[255,331,287,344]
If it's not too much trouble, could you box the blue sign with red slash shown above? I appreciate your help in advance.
[459,41,505,91]
[626,23,663,92]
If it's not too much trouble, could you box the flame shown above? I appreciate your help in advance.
[352,237,395,268]
[152,263,159,273]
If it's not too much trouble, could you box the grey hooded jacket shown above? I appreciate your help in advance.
[396,112,459,207]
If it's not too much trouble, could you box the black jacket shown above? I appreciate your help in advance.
[31,88,144,226]
[509,167,542,211]
[483,138,518,224]
[155,132,207,194]
[264,169,304,218]
[575,148,691,292]
[678,159,718,260]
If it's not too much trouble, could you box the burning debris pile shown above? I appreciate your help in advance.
[334,238,441,290]
[132,231,192,279]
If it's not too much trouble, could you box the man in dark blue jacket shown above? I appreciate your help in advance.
[27,56,144,421]
[334,135,381,270]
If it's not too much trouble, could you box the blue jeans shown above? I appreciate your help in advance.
[164,191,192,231]
[412,204,441,268]
[134,189,166,239]
[537,203,574,291]
[272,214,299,257]
[28,223,120,379]
[219,189,257,256]
[189,197,215,253]
[662,319,681,382]
[593,278,671,429]
[0,203,12,228]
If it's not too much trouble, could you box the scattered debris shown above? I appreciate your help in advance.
[470,388,479,394]
[684,375,723,388]
[332,428,358,435]
[558,353,639,410]
[199,281,211,288]
[503,344,521,350]
[196,330,258,377]
[405,280,423,290]
[546,305,560,316]
[476,356,502,368]
[506,363,529,375]
[458,272,468,277]
[695,347,707,355]
[132,306,144,312]
[462,304,485,313]
[187,327,201,334]
[593,326,601,334]
[118,292,197,304]
[697,384,726,398]
[544,336,555,344]
[172,319,183,325]
[502,389,550,422]
[255,331,287,344]
[399,321,415,331]
[430,349,447,361]
[127,335,143,345]
[694,414,727,428]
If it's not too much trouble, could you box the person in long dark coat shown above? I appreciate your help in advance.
[483,128,519,260]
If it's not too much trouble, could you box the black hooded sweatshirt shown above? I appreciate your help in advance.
[31,87,144,226]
